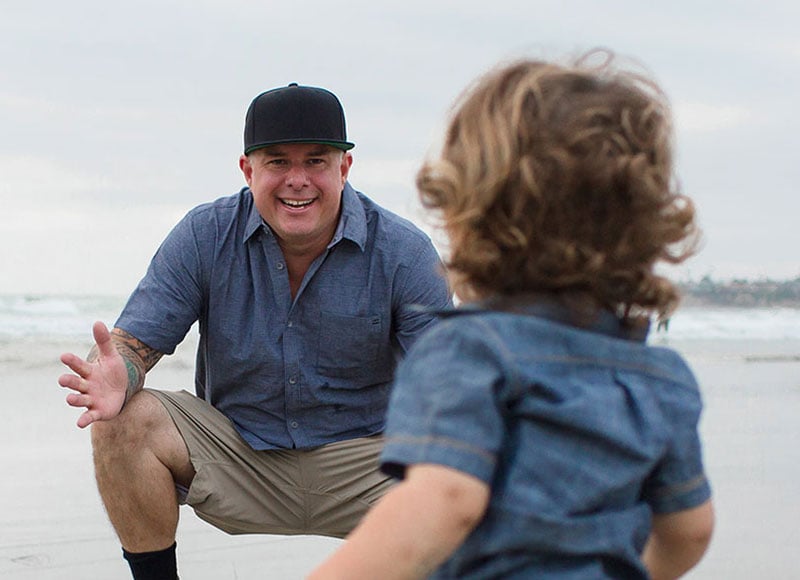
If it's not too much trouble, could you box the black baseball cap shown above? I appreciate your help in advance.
[243,83,355,154]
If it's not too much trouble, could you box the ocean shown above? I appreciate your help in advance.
[0,294,128,341]
[3,292,800,343]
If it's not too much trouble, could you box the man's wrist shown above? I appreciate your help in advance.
[119,357,145,411]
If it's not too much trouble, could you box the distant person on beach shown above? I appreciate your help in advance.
[58,83,450,579]
[310,51,714,579]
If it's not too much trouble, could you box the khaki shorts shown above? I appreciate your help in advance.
[148,389,394,539]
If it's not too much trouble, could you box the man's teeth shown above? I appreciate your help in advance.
[281,199,314,208]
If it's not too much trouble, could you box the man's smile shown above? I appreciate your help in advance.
[280,198,315,208]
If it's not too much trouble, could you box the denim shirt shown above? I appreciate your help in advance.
[115,183,451,450]
[381,302,711,579]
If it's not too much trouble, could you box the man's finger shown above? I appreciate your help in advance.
[60,352,92,379]
[77,410,97,429]
[58,373,86,392]
[92,321,115,358]
[66,392,91,408]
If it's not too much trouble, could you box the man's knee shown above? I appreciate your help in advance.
[91,391,170,456]
[91,390,194,485]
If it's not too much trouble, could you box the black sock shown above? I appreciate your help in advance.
[122,542,178,580]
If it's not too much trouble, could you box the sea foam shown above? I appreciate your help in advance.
[1,294,799,342]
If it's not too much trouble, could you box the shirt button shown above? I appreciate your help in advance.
[288,376,297,384]
[290,421,299,428]
[287,321,293,328]
[276,262,285,270]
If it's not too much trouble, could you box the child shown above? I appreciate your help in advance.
[309,50,714,579]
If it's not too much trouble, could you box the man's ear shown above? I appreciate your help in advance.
[340,151,354,183]
[239,154,253,185]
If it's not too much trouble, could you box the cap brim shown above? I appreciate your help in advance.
[244,139,355,155]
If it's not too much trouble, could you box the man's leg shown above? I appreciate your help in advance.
[91,391,194,576]
[90,388,393,574]
[303,434,395,537]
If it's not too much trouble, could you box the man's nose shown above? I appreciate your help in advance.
[285,164,310,188]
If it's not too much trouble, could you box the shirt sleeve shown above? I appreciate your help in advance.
[115,210,205,354]
[641,363,712,513]
[391,240,453,355]
[380,318,505,484]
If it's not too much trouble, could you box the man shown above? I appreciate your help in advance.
[59,83,451,580]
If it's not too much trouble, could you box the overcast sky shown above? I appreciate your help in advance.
[2,0,797,296]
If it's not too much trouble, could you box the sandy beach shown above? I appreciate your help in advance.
[2,332,798,579]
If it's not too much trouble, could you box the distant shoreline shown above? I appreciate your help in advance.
[679,277,800,308]
[680,295,800,309]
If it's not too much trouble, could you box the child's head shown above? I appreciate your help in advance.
[417,50,699,319]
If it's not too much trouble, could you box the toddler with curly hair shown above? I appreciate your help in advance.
[310,50,714,580]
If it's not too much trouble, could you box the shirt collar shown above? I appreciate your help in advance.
[437,296,650,343]
[244,189,264,242]
[243,182,367,252]
[329,182,367,251]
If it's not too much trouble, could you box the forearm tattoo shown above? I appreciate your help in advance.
[87,328,165,404]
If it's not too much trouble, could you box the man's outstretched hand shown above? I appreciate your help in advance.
[59,321,130,428]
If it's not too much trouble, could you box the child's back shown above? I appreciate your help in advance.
[383,302,709,578]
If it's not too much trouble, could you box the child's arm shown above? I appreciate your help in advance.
[308,463,490,580]
[642,500,715,579]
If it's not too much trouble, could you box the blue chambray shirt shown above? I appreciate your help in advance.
[115,183,451,450]
[381,301,711,579]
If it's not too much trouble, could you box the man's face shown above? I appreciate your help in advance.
[240,143,352,254]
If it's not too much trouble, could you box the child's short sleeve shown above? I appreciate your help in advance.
[380,317,507,484]
[640,362,712,513]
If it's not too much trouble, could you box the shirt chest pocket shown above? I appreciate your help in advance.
[316,310,392,383]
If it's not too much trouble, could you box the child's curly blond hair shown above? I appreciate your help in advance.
[417,50,699,320]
